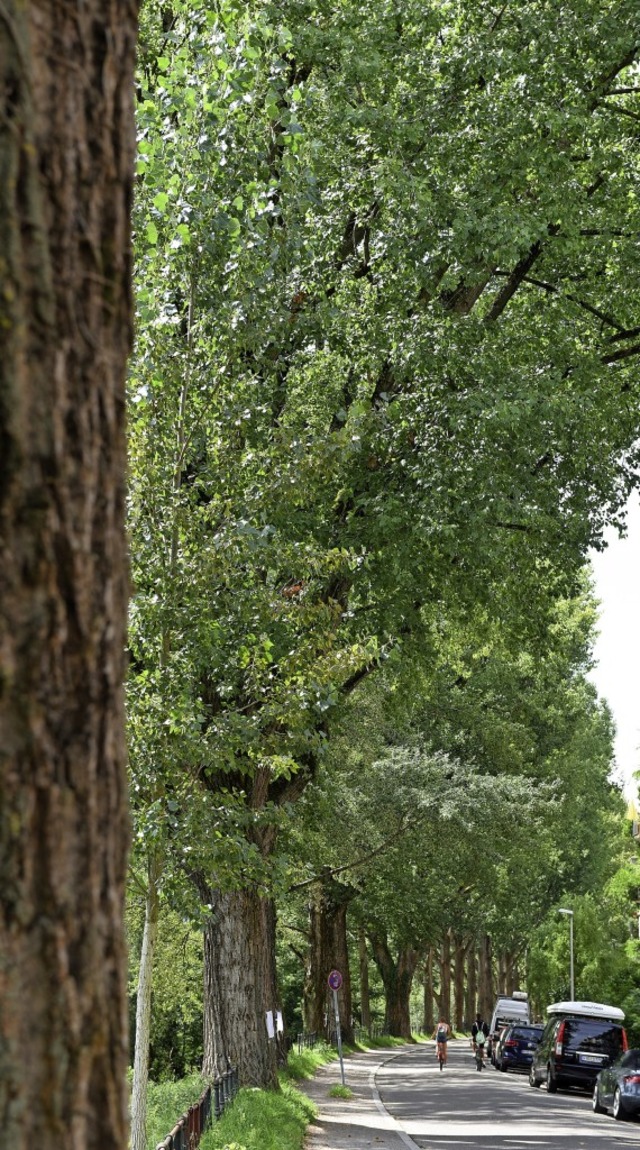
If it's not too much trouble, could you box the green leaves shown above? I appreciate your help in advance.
[128,0,640,951]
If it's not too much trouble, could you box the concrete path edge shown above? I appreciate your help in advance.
[298,1042,426,1150]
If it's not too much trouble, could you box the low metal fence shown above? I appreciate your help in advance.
[155,1067,239,1150]
[353,1023,390,1043]
[296,1030,318,1053]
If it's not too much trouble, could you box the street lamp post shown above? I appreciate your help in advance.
[558,908,574,1001]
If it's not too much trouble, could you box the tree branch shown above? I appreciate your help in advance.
[609,325,640,343]
[590,45,640,105]
[497,272,629,332]
[484,240,543,322]
[599,100,640,123]
[602,342,640,364]
[340,655,383,698]
[288,818,415,891]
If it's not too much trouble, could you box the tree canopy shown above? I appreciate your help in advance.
[126,0,640,1094]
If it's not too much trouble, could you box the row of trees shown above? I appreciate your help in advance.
[126,6,640,1134]
[5,2,638,1148]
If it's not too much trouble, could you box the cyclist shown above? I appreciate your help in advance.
[433,1016,451,1069]
[475,1022,487,1069]
[471,1013,484,1052]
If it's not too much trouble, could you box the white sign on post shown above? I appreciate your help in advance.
[276,1010,284,1034]
[265,1010,275,1039]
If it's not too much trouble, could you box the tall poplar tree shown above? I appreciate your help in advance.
[131,0,640,1086]
[0,2,138,1147]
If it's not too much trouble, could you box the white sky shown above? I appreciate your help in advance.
[588,494,640,803]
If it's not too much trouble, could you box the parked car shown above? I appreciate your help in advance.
[593,1049,640,1120]
[491,1025,509,1067]
[488,992,529,1059]
[529,1001,627,1093]
[496,1023,544,1073]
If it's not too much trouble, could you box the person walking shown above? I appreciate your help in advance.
[433,1016,451,1069]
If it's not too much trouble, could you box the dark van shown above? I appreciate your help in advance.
[529,1001,627,1093]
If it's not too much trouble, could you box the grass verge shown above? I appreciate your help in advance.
[146,1032,419,1150]
[199,1078,316,1150]
[328,1084,354,1099]
[145,1072,206,1150]
[281,1040,336,1081]
[351,1034,413,1050]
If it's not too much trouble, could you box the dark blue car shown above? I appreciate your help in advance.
[497,1024,543,1073]
[593,1049,640,1120]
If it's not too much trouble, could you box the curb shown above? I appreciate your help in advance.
[300,1041,427,1150]
[368,1050,423,1150]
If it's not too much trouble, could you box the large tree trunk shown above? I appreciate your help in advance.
[422,948,435,1035]
[0,3,136,1149]
[465,945,477,1026]
[130,855,162,1150]
[497,951,507,995]
[202,887,279,1089]
[358,924,371,1032]
[304,874,354,1045]
[478,935,494,1021]
[370,934,418,1039]
[506,949,518,995]
[436,932,451,1022]
[453,936,467,1032]
[332,903,354,1045]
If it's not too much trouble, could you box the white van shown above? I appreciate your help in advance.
[489,992,530,1060]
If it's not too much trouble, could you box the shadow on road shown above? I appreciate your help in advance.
[376,1042,639,1147]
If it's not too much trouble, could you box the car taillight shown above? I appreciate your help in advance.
[504,1039,517,1048]
[623,1075,640,1086]
[555,1021,565,1057]
[622,1029,629,1052]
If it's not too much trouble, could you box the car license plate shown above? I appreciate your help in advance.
[579,1054,604,1064]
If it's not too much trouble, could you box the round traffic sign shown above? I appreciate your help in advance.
[328,969,343,991]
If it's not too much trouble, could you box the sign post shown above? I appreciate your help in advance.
[328,969,346,1086]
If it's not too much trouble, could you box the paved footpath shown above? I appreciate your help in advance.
[299,1042,424,1150]
[299,1038,640,1150]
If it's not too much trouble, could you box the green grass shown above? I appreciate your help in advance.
[199,1079,316,1150]
[352,1034,409,1050]
[328,1084,354,1099]
[281,1040,336,1081]
[145,1033,419,1150]
[145,1072,207,1150]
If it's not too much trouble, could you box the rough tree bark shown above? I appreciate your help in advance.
[0,3,137,1150]
[422,948,435,1035]
[498,950,507,995]
[202,886,280,1089]
[358,924,371,1032]
[130,853,162,1150]
[435,932,451,1021]
[506,949,519,995]
[478,935,494,1021]
[303,873,354,1045]
[464,944,477,1025]
[370,934,418,1038]
[453,935,467,1031]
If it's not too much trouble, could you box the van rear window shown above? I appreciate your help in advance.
[562,1020,624,1057]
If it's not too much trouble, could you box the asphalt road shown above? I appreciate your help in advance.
[374,1041,640,1149]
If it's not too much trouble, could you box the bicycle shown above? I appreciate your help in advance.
[437,1041,447,1071]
